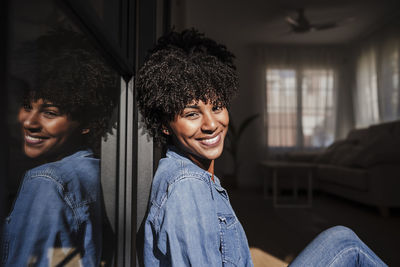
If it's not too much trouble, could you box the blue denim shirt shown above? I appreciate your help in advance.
[143,147,253,266]
[1,150,102,267]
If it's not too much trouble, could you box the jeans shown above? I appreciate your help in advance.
[289,226,387,267]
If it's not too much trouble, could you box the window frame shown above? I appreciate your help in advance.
[60,1,138,265]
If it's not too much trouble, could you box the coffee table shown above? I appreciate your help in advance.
[260,160,315,208]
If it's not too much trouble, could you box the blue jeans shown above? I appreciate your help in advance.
[290,226,387,267]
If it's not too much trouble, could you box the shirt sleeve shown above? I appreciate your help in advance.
[5,175,84,266]
[156,177,223,266]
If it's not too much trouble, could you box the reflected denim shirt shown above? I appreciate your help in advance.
[143,147,253,267]
[1,150,102,267]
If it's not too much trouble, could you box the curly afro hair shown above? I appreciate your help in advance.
[16,27,119,155]
[136,29,238,145]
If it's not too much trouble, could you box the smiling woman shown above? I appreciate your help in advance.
[1,28,118,266]
[136,29,253,266]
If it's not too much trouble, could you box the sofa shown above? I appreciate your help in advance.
[286,120,400,216]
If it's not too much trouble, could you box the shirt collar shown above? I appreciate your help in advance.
[166,145,227,193]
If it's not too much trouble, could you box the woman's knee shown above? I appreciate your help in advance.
[318,225,359,245]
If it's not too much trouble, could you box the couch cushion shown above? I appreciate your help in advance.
[317,120,400,168]
[333,146,364,167]
[348,128,400,167]
[346,128,369,143]
[355,137,400,167]
[314,140,353,164]
[329,143,359,165]
[317,164,368,191]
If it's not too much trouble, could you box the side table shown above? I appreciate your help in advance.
[259,160,315,208]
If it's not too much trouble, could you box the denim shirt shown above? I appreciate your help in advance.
[1,150,102,267]
[143,147,253,267]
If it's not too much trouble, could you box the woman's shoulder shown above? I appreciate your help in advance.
[25,149,99,189]
[155,155,211,188]
[149,155,213,211]
[9,150,101,232]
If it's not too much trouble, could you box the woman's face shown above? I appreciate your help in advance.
[18,98,82,160]
[167,100,229,163]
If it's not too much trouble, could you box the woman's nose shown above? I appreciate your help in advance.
[201,113,217,133]
[23,111,41,130]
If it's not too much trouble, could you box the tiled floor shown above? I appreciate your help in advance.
[229,188,400,266]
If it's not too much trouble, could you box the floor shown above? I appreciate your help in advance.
[229,188,400,266]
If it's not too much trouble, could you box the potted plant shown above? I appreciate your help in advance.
[223,113,259,189]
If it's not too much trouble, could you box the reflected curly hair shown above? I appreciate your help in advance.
[18,27,118,155]
[136,29,238,145]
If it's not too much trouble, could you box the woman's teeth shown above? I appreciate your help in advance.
[202,134,220,145]
[25,135,46,144]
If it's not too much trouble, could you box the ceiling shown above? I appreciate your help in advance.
[185,0,400,45]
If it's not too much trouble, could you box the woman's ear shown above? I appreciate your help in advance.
[162,126,170,135]
[81,128,90,135]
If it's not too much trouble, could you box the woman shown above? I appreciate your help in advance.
[2,29,117,266]
[136,29,387,266]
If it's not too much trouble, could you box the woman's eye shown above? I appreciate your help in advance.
[43,111,59,118]
[213,106,223,112]
[22,103,32,111]
[184,112,199,118]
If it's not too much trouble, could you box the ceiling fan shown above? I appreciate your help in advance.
[285,8,339,33]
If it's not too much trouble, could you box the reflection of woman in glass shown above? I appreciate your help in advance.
[136,29,387,266]
[2,29,117,266]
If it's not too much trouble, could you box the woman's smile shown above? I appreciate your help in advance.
[198,132,222,146]
[24,134,49,145]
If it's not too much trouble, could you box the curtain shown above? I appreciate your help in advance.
[355,45,379,127]
[261,46,342,150]
[378,37,400,122]
[354,26,400,126]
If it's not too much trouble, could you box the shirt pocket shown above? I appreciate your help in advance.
[218,213,241,265]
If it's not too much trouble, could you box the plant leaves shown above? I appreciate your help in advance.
[237,114,260,139]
